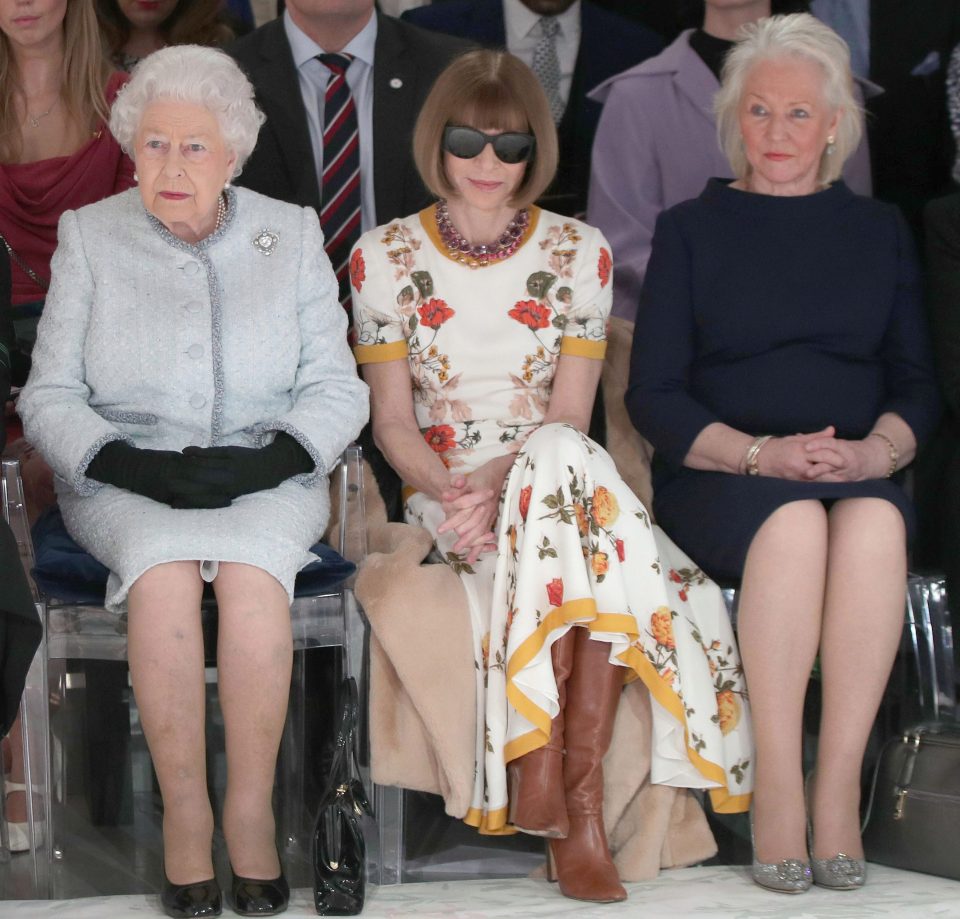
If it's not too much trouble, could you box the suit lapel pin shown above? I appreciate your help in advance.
[253,229,279,255]
[389,77,403,89]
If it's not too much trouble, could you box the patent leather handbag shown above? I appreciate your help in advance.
[862,722,960,880]
[313,677,372,915]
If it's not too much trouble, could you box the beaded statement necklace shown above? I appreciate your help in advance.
[435,199,529,268]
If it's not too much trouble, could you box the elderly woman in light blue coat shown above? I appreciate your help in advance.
[19,46,368,919]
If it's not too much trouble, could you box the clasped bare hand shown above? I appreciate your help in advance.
[437,456,513,563]
[755,425,890,482]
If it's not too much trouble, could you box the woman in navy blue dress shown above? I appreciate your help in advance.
[628,14,940,894]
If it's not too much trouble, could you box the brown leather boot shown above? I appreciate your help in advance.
[507,629,577,837]
[547,629,626,902]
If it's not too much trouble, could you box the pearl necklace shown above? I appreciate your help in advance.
[435,199,529,268]
[214,191,227,232]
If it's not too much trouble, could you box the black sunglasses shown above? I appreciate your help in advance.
[442,125,536,165]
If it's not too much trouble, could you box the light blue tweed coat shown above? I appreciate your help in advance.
[20,186,369,611]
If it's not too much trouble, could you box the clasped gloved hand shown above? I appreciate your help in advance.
[87,440,237,509]
[181,431,314,500]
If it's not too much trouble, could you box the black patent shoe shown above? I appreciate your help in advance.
[160,870,222,918]
[230,868,290,916]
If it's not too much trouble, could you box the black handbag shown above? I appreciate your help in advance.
[862,722,960,880]
[313,677,373,915]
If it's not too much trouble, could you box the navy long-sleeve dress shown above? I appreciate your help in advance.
[627,179,942,580]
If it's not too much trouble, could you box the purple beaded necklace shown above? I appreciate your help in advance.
[435,199,530,268]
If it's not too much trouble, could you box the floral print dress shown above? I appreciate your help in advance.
[351,206,753,832]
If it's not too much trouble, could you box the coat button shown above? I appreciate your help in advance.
[188,344,203,359]
[183,261,200,276]
[189,393,206,409]
[185,301,202,313]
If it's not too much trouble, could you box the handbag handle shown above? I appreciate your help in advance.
[321,677,367,805]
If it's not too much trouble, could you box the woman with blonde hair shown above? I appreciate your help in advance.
[353,48,752,904]
[630,13,941,893]
[0,0,133,847]
[96,0,235,72]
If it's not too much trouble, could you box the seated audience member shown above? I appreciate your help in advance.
[96,0,236,72]
[811,0,960,237]
[629,14,940,894]
[352,48,752,905]
[0,247,42,855]
[1,0,134,518]
[402,0,664,216]
[228,0,472,520]
[923,192,960,660]
[19,46,368,918]
[1,0,134,371]
[588,0,875,330]
[228,0,473,307]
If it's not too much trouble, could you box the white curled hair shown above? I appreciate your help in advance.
[714,13,864,185]
[109,45,265,178]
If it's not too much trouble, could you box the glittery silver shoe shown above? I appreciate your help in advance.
[804,773,866,889]
[750,811,812,894]
[810,853,867,889]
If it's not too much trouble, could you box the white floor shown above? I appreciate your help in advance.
[1,865,959,919]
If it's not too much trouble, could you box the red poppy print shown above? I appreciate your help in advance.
[519,485,532,521]
[668,569,682,584]
[597,247,612,288]
[547,577,564,608]
[349,249,365,292]
[423,424,457,453]
[418,297,455,329]
[509,299,551,330]
[615,539,625,562]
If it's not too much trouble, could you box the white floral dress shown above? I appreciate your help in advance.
[351,206,753,832]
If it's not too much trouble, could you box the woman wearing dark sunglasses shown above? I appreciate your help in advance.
[350,49,752,904]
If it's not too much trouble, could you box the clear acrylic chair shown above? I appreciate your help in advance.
[1,447,374,899]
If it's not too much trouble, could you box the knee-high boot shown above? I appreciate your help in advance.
[547,628,626,902]
[507,628,577,837]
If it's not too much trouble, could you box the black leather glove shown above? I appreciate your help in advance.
[87,440,234,509]
[182,432,314,499]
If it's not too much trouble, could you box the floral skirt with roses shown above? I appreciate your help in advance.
[405,423,754,833]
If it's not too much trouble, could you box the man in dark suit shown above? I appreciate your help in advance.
[229,1,472,520]
[811,0,960,237]
[402,0,663,216]
[228,0,473,228]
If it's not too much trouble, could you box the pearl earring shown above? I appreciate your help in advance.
[825,136,836,156]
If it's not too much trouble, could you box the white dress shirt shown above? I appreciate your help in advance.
[503,0,581,112]
[284,10,379,233]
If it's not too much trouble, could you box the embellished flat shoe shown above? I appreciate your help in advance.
[750,812,812,894]
[231,867,290,916]
[160,870,222,918]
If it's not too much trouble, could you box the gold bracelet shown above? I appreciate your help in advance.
[743,434,774,476]
[869,431,899,478]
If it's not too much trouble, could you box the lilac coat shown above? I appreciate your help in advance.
[587,31,875,322]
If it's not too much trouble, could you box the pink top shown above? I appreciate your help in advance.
[0,70,136,305]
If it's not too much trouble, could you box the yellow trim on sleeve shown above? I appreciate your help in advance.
[353,340,409,364]
[560,337,607,360]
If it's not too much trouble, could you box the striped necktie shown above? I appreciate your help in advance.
[318,52,361,316]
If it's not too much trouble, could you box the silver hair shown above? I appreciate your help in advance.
[714,13,864,185]
[109,45,265,178]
